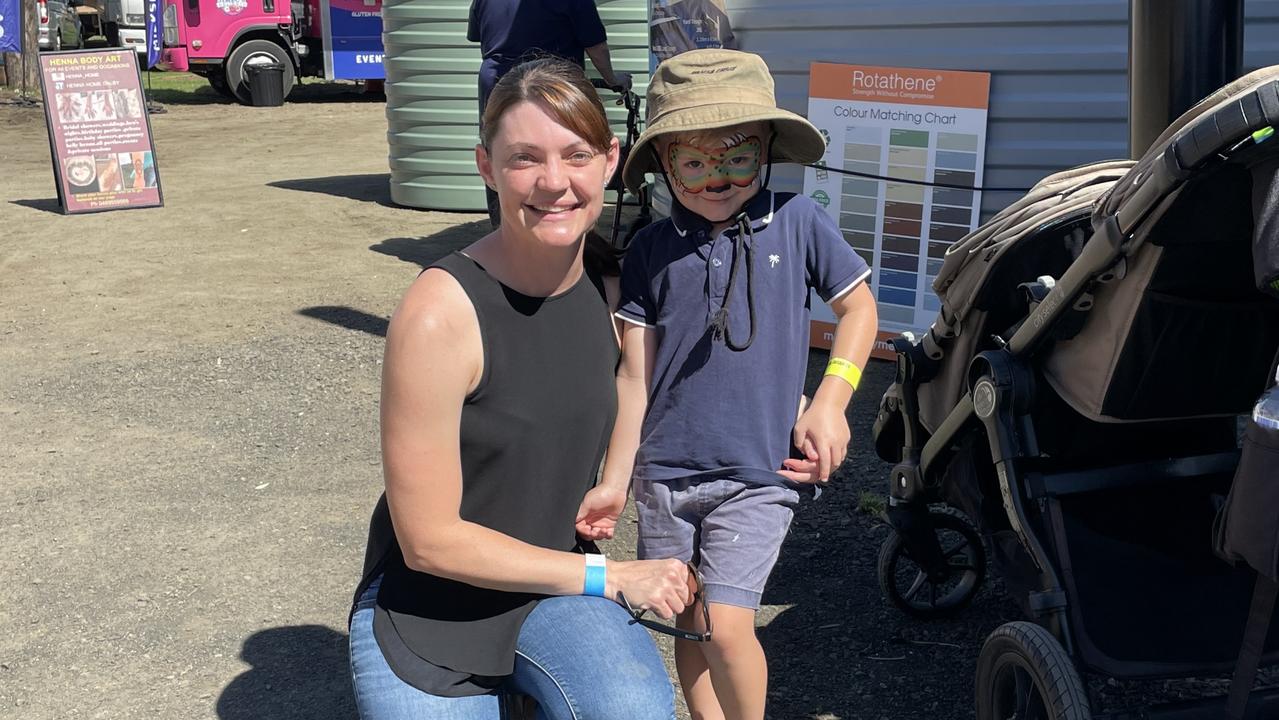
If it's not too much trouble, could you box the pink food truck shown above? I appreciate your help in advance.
[158,0,384,103]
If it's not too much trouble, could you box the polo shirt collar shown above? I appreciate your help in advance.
[669,190,777,239]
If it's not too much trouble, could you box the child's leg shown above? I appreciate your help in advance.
[691,480,799,720]
[634,477,708,712]
[675,606,724,720]
[699,602,768,720]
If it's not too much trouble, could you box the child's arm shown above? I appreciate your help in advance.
[575,321,656,540]
[788,282,878,483]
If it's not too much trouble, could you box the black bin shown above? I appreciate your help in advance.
[246,62,286,107]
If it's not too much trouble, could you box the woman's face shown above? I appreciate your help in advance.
[477,101,618,249]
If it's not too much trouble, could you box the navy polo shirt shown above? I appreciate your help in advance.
[467,0,608,111]
[617,191,871,487]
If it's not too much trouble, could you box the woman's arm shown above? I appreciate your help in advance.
[383,269,689,613]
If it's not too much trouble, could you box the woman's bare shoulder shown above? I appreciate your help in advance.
[388,267,478,350]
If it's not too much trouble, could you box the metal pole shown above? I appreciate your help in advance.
[1128,0,1243,159]
[146,68,166,113]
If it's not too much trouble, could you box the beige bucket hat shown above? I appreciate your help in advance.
[622,48,826,194]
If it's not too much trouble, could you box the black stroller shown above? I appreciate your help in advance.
[872,66,1279,719]
[592,78,652,249]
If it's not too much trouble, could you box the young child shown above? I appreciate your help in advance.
[586,49,879,720]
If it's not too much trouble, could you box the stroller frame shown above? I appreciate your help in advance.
[878,72,1279,719]
[591,78,652,249]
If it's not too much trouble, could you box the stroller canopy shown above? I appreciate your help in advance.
[917,66,1279,430]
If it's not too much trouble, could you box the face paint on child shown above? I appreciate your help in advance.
[667,134,762,195]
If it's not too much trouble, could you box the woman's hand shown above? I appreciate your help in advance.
[606,558,692,619]
[778,456,822,484]
[575,484,628,541]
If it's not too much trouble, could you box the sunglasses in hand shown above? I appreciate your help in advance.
[618,562,713,643]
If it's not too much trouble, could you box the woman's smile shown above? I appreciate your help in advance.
[525,200,584,220]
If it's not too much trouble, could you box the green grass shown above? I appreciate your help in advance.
[141,70,208,93]
[137,70,226,105]
[856,489,886,517]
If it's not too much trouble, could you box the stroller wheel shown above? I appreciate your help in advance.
[877,506,985,618]
[976,621,1090,720]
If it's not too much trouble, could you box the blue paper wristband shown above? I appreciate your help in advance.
[583,554,607,597]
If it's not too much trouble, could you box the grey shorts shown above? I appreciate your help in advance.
[634,477,800,610]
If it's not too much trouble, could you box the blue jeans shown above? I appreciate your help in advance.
[349,577,676,720]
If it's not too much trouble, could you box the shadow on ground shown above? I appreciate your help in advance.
[144,85,232,106]
[217,625,356,720]
[269,174,397,207]
[297,306,389,337]
[147,79,383,107]
[370,221,489,268]
[294,222,487,336]
[10,198,63,214]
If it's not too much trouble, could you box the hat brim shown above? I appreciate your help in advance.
[621,104,826,195]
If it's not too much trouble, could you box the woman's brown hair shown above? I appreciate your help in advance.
[481,58,622,276]
[481,57,613,153]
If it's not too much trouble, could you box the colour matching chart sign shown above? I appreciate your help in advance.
[802,62,990,353]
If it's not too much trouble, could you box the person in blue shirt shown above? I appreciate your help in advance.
[468,0,632,225]
[575,49,879,720]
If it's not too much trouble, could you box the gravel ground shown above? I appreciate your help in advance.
[1,82,1272,720]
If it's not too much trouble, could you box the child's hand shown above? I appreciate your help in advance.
[575,483,629,540]
[790,400,851,483]
[777,394,824,483]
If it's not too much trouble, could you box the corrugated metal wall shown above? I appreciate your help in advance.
[728,0,1279,218]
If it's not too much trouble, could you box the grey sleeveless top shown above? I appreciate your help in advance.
[353,252,619,697]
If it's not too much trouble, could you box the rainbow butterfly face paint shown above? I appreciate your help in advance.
[667,134,762,195]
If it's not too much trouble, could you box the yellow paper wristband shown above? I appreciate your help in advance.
[824,358,862,391]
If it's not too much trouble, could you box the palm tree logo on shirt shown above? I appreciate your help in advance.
[769,254,780,268]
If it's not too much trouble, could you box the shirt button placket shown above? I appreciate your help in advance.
[701,231,720,318]
[712,234,733,315]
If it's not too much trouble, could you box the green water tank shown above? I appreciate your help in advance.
[384,0,650,212]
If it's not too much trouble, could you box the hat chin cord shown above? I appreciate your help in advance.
[710,212,756,351]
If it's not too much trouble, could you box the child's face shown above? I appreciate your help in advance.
[661,122,767,224]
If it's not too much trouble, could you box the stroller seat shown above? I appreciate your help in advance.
[1043,155,1279,423]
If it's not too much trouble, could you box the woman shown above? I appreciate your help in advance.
[349,58,690,719]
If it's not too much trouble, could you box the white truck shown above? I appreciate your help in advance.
[111,0,147,57]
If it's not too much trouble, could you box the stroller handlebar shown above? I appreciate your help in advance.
[589,78,643,129]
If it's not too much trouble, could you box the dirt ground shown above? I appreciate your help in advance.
[0,81,1253,720]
